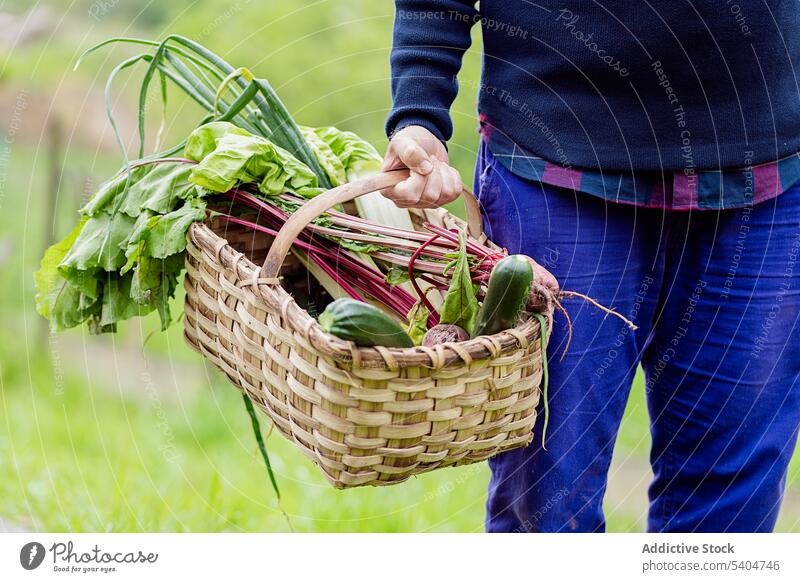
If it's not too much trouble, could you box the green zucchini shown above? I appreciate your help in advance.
[472,255,533,337]
[318,298,414,348]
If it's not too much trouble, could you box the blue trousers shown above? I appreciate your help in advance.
[477,144,800,532]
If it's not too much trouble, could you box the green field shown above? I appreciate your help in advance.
[1,0,798,533]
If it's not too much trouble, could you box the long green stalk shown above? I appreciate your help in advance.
[76,36,225,82]
[242,394,281,500]
[160,50,260,135]
[80,34,329,186]
[135,37,170,158]
[533,312,550,451]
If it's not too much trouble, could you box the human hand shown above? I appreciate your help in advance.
[381,125,463,208]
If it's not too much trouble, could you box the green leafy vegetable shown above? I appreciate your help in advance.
[385,267,411,286]
[186,122,318,196]
[59,211,136,272]
[439,229,480,335]
[300,126,346,186]
[34,160,205,333]
[116,163,198,217]
[184,121,253,161]
[313,126,382,181]
[99,272,147,328]
[34,40,399,340]
[405,301,430,345]
[132,197,207,258]
[34,217,90,326]
[328,238,388,254]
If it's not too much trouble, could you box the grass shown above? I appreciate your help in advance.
[0,330,491,532]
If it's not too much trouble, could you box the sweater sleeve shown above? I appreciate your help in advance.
[385,0,478,144]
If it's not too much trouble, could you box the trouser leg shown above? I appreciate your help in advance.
[644,185,800,532]
[477,144,664,532]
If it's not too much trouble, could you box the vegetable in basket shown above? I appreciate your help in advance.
[31,35,431,508]
[472,255,534,337]
[33,32,401,335]
[421,254,533,345]
[421,324,469,346]
[437,228,480,335]
[319,298,414,348]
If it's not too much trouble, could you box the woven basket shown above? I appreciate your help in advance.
[183,169,551,488]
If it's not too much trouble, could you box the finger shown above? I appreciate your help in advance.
[419,164,443,207]
[452,167,463,196]
[440,166,463,205]
[382,150,400,171]
[393,136,434,175]
[437,163,457,205]
[394,173,431,208]
[383,172,428,206]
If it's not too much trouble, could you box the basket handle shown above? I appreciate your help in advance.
[260,168,483,278]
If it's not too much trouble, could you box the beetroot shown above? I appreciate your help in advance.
[422,324,469,346]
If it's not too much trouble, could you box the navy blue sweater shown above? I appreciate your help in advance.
[386,1,800,172]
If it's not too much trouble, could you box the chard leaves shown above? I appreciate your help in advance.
[385,267,411,286]
[133,197,207,258]
[34,217,89,323]
[60,211,136,272]
[116,162,197,216]
[35,107,392,336]
[406,301,430,346]
[34,160,203,333]
[439,229,479,335]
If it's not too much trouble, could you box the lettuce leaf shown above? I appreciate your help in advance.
[186,122,318,196]
[312,126,382,181]
[184,121,251,161]
[300,126,346,186]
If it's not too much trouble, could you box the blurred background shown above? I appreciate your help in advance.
[0,0,797,532]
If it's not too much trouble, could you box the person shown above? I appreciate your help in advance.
[381,1,800,533]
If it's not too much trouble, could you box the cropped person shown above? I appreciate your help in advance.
[383,1,800,532]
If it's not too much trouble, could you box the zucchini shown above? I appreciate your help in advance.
[319,298,414,348]
[472,255,533,337]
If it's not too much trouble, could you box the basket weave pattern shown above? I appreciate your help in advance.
[183,203,549,488]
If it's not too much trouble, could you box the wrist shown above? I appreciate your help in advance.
[386,117,448,149]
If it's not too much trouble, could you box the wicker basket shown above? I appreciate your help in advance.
[183,169,551,488]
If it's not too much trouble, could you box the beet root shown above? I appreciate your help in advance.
[422,324,469,346]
